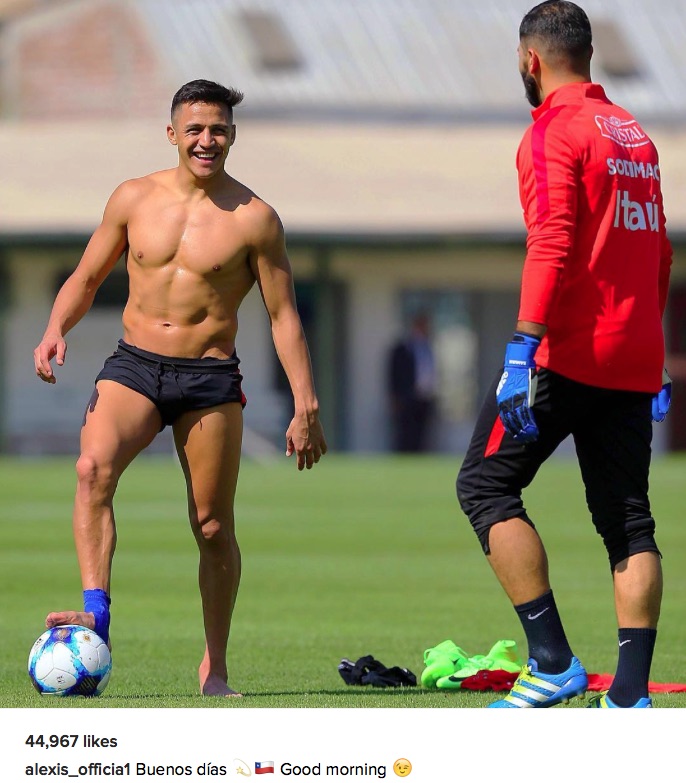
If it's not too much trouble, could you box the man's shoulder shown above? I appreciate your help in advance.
[525,102,588,150]
[532,101,583,130]
[546,98,655,157]
[100,175,152,221]
[516,108,580,175]
[535,92,640,139]
[230,178,276,213]
[230,180,283,233]
[110,171,167,201]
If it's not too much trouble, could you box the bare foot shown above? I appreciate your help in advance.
[201,673,243,697]
[46,610,95,631]
[198,660,242,697]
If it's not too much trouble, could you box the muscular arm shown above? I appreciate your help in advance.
[34,181,136,382]
[248,205,327,468]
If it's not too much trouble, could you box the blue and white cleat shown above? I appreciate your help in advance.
[488,656,588,708]
[587,692,652,708]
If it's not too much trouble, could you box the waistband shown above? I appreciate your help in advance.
[116,340,240,374]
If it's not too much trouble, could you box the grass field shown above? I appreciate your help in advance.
[1,453,684,709]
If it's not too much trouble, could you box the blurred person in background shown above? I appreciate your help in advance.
[387,312,438,452]
[33,79,327,697]
[456,1,672,708]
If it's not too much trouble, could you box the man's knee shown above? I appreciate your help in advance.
[198,518,223,541]
[193,512,236,545]
[75,454,118,500]
[598,514,661,571]
[456,465,530,554]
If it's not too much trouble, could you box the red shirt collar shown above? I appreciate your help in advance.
[531,82,609,120]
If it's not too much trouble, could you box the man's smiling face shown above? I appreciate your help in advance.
[168,101,235,179]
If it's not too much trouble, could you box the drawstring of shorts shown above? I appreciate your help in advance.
[155,362,162,397]
[154,362,185,400]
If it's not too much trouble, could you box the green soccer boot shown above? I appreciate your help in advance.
[436,639,523,689]
[420,640,469,689]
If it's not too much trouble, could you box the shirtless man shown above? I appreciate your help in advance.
[33,79,327,697]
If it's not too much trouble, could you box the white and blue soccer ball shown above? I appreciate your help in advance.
[28,625,112,697]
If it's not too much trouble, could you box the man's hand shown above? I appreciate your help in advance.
[496,332,541,444]
[34,334,67,384]
[652,368,672,423]
[286,410,328,470]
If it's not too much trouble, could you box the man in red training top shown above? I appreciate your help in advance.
[457,1,672,709]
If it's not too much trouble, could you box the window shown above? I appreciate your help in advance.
[239,10,303,72]
[592,19,641,79]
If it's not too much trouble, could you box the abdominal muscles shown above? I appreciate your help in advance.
[121,264,250,359]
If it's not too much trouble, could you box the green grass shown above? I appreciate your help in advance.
[1,453,685,708]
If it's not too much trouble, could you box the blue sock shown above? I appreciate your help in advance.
[83,589,111,643]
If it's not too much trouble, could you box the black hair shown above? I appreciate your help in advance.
[170,79,244,120]
[519,1,592,62]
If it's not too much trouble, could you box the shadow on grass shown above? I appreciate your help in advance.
[10,687,454,706]
[99,688,439,700]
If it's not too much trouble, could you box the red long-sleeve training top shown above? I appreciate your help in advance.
[517,82,672,393]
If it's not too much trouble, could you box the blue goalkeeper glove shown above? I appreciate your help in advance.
[652,368,671,423]
[496,332,541,443]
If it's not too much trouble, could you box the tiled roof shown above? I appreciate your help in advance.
[135,0,686,122]
[2,0,686,122]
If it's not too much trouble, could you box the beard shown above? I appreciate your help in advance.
[521,72,542,108]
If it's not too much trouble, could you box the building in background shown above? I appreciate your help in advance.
[1,0,684,454]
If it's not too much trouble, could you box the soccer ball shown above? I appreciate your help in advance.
[28,625,112,697]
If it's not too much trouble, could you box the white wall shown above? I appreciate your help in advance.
[345,268,396,453]
[331,245,524,453]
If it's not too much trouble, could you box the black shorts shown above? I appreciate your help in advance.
[457,367,659,569]
[95,340,246,428]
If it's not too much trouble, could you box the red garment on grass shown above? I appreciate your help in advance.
[459,671,686,694]
[517,83,672,393]
[459,669,518,692]
[587,674,686,693]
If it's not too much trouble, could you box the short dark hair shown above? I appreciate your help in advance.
[519,1,592,63]
[170,79,244,120]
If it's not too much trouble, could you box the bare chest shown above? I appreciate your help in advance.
[127,200,249,277]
